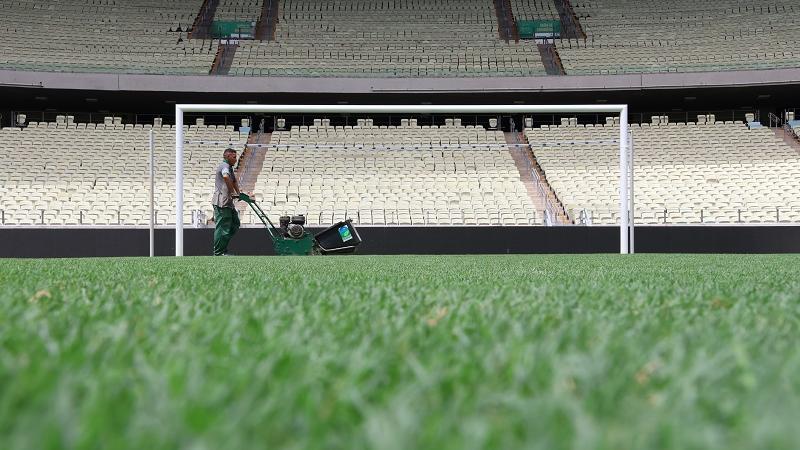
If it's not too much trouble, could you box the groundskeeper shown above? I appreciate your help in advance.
[212,148,245,256]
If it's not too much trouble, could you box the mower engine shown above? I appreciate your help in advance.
[279,215,307,239]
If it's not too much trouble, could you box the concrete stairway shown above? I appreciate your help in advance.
[537,43,566,75]
[773,127,800,154]
[509,132,572,223]
[553,0,586,40]
[254,0,279,41]
[505,132,570,224]
[506,136,547,222]
[493,0,519,43]
[233,132,262,213]
[189,0,221,39]
[210,42,238,75]
[236,132,270,192]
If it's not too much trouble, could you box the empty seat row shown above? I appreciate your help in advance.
[525,120,800,225]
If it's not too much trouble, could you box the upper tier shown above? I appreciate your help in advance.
[1,0,797,79]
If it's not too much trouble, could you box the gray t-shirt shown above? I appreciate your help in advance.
[212,161,237,208]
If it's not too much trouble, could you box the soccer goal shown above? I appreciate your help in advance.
[174,104,634,256]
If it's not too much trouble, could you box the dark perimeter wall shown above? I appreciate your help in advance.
[0,227,799,258]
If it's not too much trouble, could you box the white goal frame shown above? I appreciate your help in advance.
[175,104,633,256]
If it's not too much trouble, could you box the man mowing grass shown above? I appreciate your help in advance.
[212,147,248,256]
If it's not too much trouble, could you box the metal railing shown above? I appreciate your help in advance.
[505,129,565,225]
[768,112,783,128]
[518,148,560,225]
[2,205,798,227]
[570,206,800,225]
[0,208,211,227]
[504,132,552,224]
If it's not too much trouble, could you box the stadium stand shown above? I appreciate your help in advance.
[556,0,800,74]
[228,0,548,77]
[510,0,559,21]
[0,120,538,226]
[1,0,798,76]
[249,123,539,225]
[0,120,245,226]
[0,0,217,74]
[214,0,264,22]
[3,115,800,227]
[525,119,800,224]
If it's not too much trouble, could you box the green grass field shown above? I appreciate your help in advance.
[1,255,799,449]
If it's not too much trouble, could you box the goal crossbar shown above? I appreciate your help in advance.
[175,104,632,255]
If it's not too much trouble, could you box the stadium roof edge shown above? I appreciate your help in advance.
[1,68,799,94]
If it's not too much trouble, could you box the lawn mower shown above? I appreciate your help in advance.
[237,193,362,256]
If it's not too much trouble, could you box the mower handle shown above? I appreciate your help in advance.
[236,192,279,239]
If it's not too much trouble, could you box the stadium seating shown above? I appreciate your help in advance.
[510,0,558,21]
[6,120,800,225]
[0,120,538,227]
[249,123,539,225]
[1,0,798,76]
[225,0,548,77]
[0,121,245,226]
[556,0,800,74]
[525,120,800,224]
[214,0,263,22]
[789,120,800,139]
[0,0,217,74]
[3,117,800,227]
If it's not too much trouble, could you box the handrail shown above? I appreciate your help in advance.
[507,132,552,225]
[768,112,782,128]
[575,206,796,225]
[256,118,265,141]
[526,153,558,224]
[1,205,797,227]
[513,135,565,225]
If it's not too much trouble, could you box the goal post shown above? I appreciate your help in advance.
[175,104,632,256]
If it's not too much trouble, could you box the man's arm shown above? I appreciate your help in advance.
[231,177,254,199]
[223,174,240,198]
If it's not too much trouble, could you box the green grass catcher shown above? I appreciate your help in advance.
[237,193,362,256]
